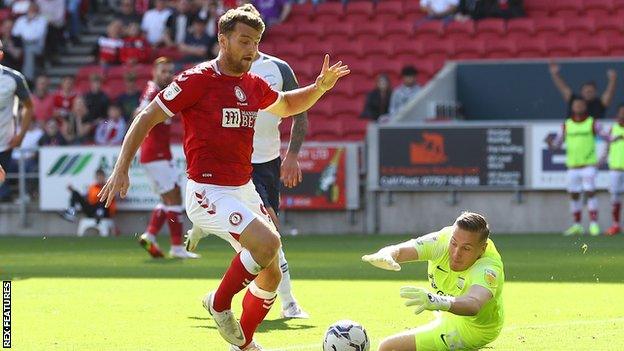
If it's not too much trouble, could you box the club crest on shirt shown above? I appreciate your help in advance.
[484,268,497,287]
[229,212,243,226]
[234,86,246,102]
[163,82,182,101]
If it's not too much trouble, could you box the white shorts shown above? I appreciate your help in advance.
[567,166,597,193]
[142,160,180,195]
[609,170,624,194]
[185,179,276,252]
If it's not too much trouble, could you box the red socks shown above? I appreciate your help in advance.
[213,250,261,312]
[573,211,581,223]
[613,202,621,224]
[165,205,184,245]
[240,282,276,348]
[146,204,166,235]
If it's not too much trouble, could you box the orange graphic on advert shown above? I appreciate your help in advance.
[410,133,448,164]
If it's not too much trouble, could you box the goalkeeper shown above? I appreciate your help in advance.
[362,212,504,351]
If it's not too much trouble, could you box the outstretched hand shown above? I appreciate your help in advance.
[97,169,130,208]
[315,54,350,92]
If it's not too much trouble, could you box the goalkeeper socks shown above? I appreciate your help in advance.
[240,281,276,348]
[146,203,166,235]
[165,205,184,245]
[277,248,296,308]
[213,249,261,312]
[570,198,582,223]
[588,197,598,221]
[613,202,621,224]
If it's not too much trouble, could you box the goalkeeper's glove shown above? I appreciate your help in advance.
[361,246,401,271]
[400,286,455,315]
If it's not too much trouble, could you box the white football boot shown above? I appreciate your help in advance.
[230,341,263,351]
[280,302,310,319]
[203,292,246,346]
[169,245,201,259]
[185,225,209,252]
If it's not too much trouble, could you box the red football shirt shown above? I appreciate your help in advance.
[139,80,173,163]
[155,60,280,186]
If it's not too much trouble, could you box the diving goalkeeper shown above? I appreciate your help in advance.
[362,212,504,351]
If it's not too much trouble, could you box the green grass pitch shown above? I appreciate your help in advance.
[1,233,623,350]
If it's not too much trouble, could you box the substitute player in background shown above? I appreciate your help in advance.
[98,4,349,350]
[362,212,504,351]
[547,98,609,236]
[604,104,624,236]
[186,49,311,318]
[137,57,199,259]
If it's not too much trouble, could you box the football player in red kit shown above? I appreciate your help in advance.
[98,4,349,350]
[137,57,199,259]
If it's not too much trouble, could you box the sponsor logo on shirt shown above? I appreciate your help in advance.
[221,108,257,128]
[484,268,497,287]
[163,82,182,101]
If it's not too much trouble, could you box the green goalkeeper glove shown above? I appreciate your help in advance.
[400,286,455,315]
[361,247,401,271]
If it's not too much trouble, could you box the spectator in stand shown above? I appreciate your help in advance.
[179,17,214,62]
[389,65,421,116]
[115,72,141,121]
[549,62,617,120]
[458,0,524,20]
[31,75,54,123]
[67,0,83,44]
[141,0,173,46]
[361,73,393,122]
[52,75,77,119]
[421,0,459,20]
[252,0,291,27]
[11,2,47,82]
[119,22,151,64]
[94,104,127,145]
[38,118,67,146]
[8,0,30,16]
[97,19,124,65]
[116,0,142,26]
[0,19,23,71]
[37,0,66,65]
[84,74,110,121]
[164,0,196,47]
[64,95,97,145]
[196,0,223,39]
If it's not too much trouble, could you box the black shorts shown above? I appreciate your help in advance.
[252,157,281,211]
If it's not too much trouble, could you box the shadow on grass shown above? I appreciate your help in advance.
[189,316,314,333]
[2,234,623,283]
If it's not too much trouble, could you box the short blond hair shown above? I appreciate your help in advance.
[455,212,490,241]
[218,4,265,36]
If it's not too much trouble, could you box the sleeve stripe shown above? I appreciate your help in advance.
[154,95,175,117]
[263,92,283,111]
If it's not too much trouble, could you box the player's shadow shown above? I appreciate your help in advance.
[188,316,314,333]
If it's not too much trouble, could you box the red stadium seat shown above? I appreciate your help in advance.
[563,17,595,36]
[266,22,297,42]
[324,23,354,42]
[444,20,475,41]
[533,18,565,37]
[102,79,126,99]
[341,118,369,140]
[483,40,515,58]
[308,120,342,140]
[314,1,345,22]
[332,80,355,99]
[303,41,331,57]
[375,1,403,22]
[289,2,315,22]
[403,0,424,19]
[391,41,421,63]
[384,21,415,42]
[475,19,506,41]
[295,22,324,40]
[506,18,535,37]
[585,0,614,17]
[524,0,550,17]
[414,20,444,41]
[331,96,360,116]
[452,39,485,59]
[290,61,317,83]
[365,40,394,62]
[544,37,577,58]
[346,1,374,22]
[606,37,624,56]
[348,60,375,78]
[0,8,11,21]
[421,41,454,62]
[308,100,333,119]
[513,37,546,58]
[331,40,363,59]
[550,0,582,18]
[576,36,608,57]
[594,17,623,38]
[276,42,305,59]
[353,22,383,42]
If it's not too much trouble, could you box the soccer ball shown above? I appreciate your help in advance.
[323,320,370,351]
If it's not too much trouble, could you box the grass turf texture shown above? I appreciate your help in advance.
[1,234,623,350]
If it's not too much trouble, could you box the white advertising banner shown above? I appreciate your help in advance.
[39,146,187,210]
[530,122,611,190]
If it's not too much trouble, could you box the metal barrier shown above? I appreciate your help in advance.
[2,147,39,228]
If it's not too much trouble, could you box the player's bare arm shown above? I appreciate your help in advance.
[98,101,169,207]
[602,69,617,107]
[9,98,33,148]
[548,62,573,102]
[281,113,308,188]
[0,164,5,183]
[266,54,350,117]
[448,284,493,316]
[361,239,419,271]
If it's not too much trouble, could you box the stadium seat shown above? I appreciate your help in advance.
[452,39,485,59]
[348,61,375,78]
[260,42,275,55]
[308,120,342,140]
[303,41,331,57]
[341,118,369,140]
[402,0,424,19]
[333,80,355,99]
[384,21,415,42]
[346,1,374,22]
[289,2,315,22]
[314,1,345,22]
[475,19,506,41]
[392,41,421,63]
[606,37,624,56]
[533,18,565,37]
[102,79,126,99]
[594,17,623,38]
[331,40,363,59]
[324,23,354,42]
[414,20,444,41]
[524,0,550,17]
[550,0,582,18]
[0,8,10,21]
[544,37,576,58]
[483,40,515,58]
[295,22,324,40]
[444,20,475,41]
[420,41,453,62]
[277,42,305,59]
[576,36,607,57]
[563,17,595,36]
[77,65,106,80]
[266,22,297,42]
[309,100,333,119]
[513,37,546,58]
[585,0,613,17]
[352,22,383,42]
[291,61,317,83]
[506,18,535,37]
[365,40,395,62]
[375,1,403,22]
